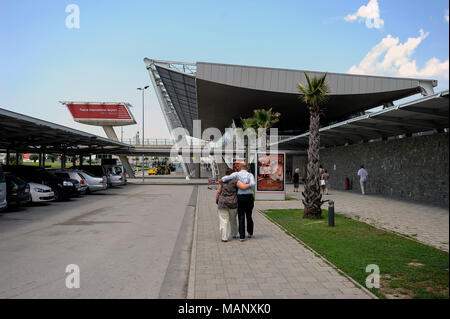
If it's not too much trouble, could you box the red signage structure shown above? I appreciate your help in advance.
[61,102,136,126]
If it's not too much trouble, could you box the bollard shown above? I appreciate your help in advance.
[328,200,335,227]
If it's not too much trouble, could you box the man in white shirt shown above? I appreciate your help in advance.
[220,161,256,241]
[357,165,370,195]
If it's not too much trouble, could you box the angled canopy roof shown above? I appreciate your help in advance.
[0,107,133,155]
[274,90,449,150]
[154,65,197,134]
[145,59,438,136]
[196,62,437,134]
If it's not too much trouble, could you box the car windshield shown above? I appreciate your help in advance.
[80,166,103,176]
[83,171,98,178]
[54,172,70,179]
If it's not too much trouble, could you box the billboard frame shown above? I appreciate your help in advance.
[255,152,286,201]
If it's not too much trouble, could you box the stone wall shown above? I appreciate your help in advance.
[292,133,449,206]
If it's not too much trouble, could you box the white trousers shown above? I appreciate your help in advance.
[360,180,367,194]
[218,208,238,241]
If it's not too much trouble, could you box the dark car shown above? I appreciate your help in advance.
[47,170,87,195]
[2,165,79,201]
[4,172,31,207]
[1,164,7,210]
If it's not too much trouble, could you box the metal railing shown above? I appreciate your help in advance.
[121,135,298,147]
[121,138,175,146]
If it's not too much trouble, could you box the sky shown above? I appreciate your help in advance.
[1,0,448,139]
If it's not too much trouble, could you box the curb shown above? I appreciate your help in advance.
[260,209,378,299]
[186,185,200,299]
[158,185,198,298]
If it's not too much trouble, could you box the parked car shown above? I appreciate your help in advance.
[28,182,55,203]
[71,165,110,186]
[2,165,78,201]
[104,165,126,186]
[113,165,127,185]
[104,166,124,187]
[0,164,7,210]
[148,167,158,175]
[77,170,107,193]
[4,172,31,207]
[48,169,88,195]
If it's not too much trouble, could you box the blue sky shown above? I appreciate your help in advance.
[1,0,448,138]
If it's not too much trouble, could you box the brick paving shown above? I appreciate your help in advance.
[285,185,449,252]
[188,186,373,299]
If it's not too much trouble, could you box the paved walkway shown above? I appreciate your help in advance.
[286,185,449,252]
[188,186,373,299]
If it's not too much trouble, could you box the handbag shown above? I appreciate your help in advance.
[320,179,326,186]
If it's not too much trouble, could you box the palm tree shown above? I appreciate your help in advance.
[241,108,281,132]
[241,108,281,161]
[297,73,329,219]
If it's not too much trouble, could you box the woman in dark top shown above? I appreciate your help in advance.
[293,168,300,192]
[216,169,250,242]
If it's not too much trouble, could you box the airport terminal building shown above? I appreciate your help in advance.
[144,59,449,205]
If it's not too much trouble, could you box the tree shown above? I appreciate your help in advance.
[30,154,39,162]
[48,154,57,163]
[240,108,281,162]
[241,108,281,132]
[297,73,329,219]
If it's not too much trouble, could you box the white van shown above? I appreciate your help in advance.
[0,164,7,210]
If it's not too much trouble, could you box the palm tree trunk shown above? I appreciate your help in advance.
[302,106,323,218]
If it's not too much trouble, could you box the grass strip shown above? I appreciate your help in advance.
[263,209,449,299]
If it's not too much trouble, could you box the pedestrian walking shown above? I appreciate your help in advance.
[321,169,330,195]
[357,165,370,195]
[220,161,256,241]
[293,168,300,192]
[216,169,250,242]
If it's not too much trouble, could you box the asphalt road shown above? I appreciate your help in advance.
[0,183,194,298]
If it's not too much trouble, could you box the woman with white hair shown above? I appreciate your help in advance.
[293,168,300,192]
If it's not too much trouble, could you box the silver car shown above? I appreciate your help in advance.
[77,170,107,193]
[104,166,125,187]
[112,165,127,185]
[28,182,55,202]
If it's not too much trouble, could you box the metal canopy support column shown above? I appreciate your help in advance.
[102,125,135,178]
[144,58,195,179]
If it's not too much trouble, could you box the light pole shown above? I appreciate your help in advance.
[137,85,150,183]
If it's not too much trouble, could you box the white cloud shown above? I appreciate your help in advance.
[345,0,384,29]
[445,9,449,23]
[348,30,449,81]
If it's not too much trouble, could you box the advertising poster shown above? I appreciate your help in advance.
[257,153,285,192]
